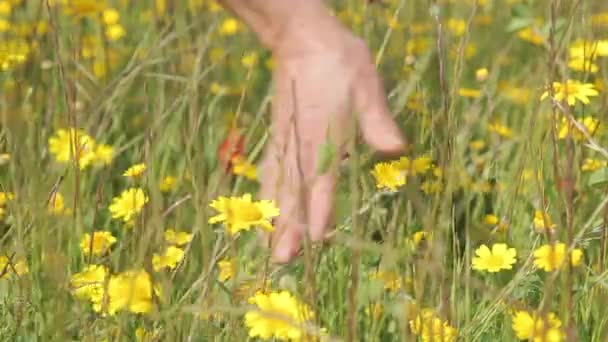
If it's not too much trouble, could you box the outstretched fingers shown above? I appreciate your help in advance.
[352,47,406,155]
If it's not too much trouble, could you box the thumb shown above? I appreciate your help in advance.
[353,51,406,154]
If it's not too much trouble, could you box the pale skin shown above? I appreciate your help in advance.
[219,0,405,263]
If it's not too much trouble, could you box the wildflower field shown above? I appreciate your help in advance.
[2,0,608,341]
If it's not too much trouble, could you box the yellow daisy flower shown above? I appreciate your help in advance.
[409,308,458,342]
[512,310,563,342]
[371,160,407,191]
[152,246,185,271]
[159,176,177,192]
[208,194,279,234]
[79,231,117,256]
[231,156,258,180]
[472,243,517,273]
[219,18,240,36]
[540,80,599,106]
[244,291,316,341]
[458,88,482,98]
[581,158,607,172]
[533,242,583,272]
[369,270,403,292]
[123,163,146,178]
[164,229,193,246]
[217,258,236,282]
[105,269,156,315]
[48,192,70,216]
[70,264,108,302]
[94,144,113,165]
[109,187,148,224]
[0,255,28,279]
[48,128,97,170]
[532,210,555,233]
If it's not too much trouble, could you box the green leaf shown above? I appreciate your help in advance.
[317,139,337,175]
[588,168,608,187]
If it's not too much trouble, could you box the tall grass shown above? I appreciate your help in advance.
[1,0,608,340]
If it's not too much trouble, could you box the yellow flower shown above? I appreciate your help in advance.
[231,156,257,180]
[517,27,545,45]
[533,242,583,272]
[484,214,499,225]
[371,161,407,191]
[0,1,11,15]
[581,158,606,172]
[0,256,28,279]
[123,163,146,178]
[63,0,106,18]
[159,176,177,192]
[241,51,258,68]
[458,88,481,98]
[105,24,125,41]
[569,40,608,59]
[0,191,14,206]
[109,188,149,223]
[245,291,316,341]
[79,231,117,256]
[164,229,193,246]
[208,194,279,234]
[370,270,403,292]
[70,264,107,302]
[447,18,466,36]
[476,68,489,82]
[533,210,555,232]
[94,144,113,165]
[512,310,563,342]
[557,116,601,141]
[409,309,458,342]
[421,180,443,194]
[0,39,30,70]
[592,13,608,26]
[540,80,599,106]
[217,258,236,282]
[0,18,9,33]
[219,18,240,35]
[106,269,156,315]
[152,246,185,271]
[411,231,432,248]
[488,122,513,138]
[48,192,69,215]
[472,243,517,273]
[48,128,97,169]
[411,156,433,175]
[568,58,598,74]
[102,8,120,25]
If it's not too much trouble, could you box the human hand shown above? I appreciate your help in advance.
[257,8,406,262]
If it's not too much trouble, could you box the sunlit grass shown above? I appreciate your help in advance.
[1,0,608,340]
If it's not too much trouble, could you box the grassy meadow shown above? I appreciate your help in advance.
[2,0,608,340]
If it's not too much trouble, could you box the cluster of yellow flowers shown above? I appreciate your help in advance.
[371,155,433,191]
[48,128,113,170]
[409,309,458,342]
[512,310,563,342]
[0,254,28,279]
[71,265,159,315]
[152,228,192,272]
[71,227,191,315]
